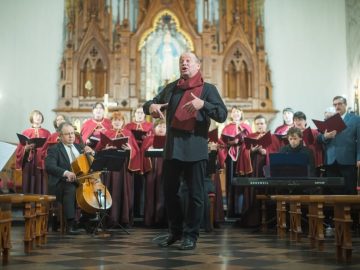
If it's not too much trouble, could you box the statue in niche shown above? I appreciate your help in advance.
[156,30,178,82]
[85,80,93,97]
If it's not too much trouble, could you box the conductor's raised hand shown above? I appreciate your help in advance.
[149,103,168,119]
[182,93,204,114]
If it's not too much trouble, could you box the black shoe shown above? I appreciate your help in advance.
[66,226,82,235]
[158,234,182,247]
[178,238,196,250]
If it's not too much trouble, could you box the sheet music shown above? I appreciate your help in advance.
[0,141,17,171]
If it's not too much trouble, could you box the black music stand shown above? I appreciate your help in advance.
[90,149,130,235]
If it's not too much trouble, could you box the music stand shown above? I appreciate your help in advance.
[90,149,130,235]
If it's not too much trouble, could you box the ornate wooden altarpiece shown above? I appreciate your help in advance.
[54,0,277,128]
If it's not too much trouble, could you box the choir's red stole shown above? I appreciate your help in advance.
[171,71,204,132]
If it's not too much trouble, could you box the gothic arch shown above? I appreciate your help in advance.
[137,9,194,52]
[78,39,110,98]
[223,42,254,99]
[135,9,195,101]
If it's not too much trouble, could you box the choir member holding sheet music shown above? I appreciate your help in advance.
[239,115,280,227]
[317,96,360,194]
[218,106,252,176]
[124,106,154,220]
[246,115,281,177]
[15,110,50,194]
[217,106,252,217]
[81,102,112,145]
[142,119,167,226]
[96,111,140,227]
[124,105,154,174]
[293,111,324,176]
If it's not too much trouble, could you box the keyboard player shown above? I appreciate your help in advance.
[279,127,315,177]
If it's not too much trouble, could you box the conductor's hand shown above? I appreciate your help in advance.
[149,103,168,119]
[324,129,337,140]
[64,171,76,182]
[182,93,204,114]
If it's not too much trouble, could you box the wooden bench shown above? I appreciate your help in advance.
[255,194,272,233]
[0,195,16,265]
[0,194,56,264]
[270,195,360,263]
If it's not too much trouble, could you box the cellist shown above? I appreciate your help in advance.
[45,122,95,234]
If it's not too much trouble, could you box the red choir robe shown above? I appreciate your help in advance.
[237,131,281,227]
[15,127,51,194]
[302,128,324,173]
[141,135,166,226]
[247,131,282,176]
[124,121,154,174]
[274,123,293,135]
[218,122,253,175]
[217,122,252,216]
[97,128,140,225]
[81,118,112,143]
[207,147,225,225]
[274,124,293,148]
[211,170,225,224]
[41,132,60,160]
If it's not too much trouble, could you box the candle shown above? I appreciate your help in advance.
[104,94,109,105]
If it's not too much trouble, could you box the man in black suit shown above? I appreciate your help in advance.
[45,122,94,234]
[143,52,227,250]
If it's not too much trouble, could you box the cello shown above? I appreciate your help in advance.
[71,132,112,214]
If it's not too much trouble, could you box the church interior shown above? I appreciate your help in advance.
[0,0,360,269]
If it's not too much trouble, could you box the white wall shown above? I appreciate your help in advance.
[0,0,64,143]
[264,0,348,130]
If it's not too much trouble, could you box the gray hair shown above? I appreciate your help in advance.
[58,122,74,134]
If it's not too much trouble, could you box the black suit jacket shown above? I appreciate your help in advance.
[143,80,227,161]
[45,143,83,195]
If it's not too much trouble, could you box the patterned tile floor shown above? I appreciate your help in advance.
[2,224,360,269]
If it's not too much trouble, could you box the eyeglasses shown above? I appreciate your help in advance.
[62,132,75,136]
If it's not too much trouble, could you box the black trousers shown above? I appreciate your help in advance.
[326,162,357,194]
[162,159,207,241]
[56,181,77,220]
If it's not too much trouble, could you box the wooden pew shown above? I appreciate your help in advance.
[324,195,360,263]
[255,194,271,233]
[0,194,56,264]
[270,194,360,263]
[0,196,14,264]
